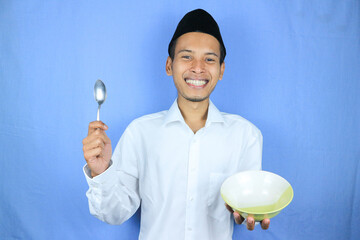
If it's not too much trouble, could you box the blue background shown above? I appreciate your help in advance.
[1,0,359,239]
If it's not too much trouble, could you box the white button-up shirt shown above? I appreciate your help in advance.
[84,99,262,240]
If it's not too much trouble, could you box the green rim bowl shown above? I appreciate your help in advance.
[221,170,294,221]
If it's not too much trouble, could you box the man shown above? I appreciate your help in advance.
[82,9,270,240]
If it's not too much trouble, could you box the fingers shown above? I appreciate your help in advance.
[224,203,270,231]
[228,206,270,231]
[224,204,245,225]
[88,121,108,135]
[245,217,270,231]
[83,130,107,150]
[225,203,234,213]
[246,216,255,231]
[83,122,110,162]
[260,218,270,230]
[83,147,103,163]
[233,211,245,225]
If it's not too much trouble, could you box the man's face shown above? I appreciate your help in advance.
[166,32,225,102]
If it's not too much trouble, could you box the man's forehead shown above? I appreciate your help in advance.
[174,32,221,54]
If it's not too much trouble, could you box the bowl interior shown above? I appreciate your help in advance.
[221,170,293,214]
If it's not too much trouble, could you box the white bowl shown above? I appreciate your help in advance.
[221,170,293,221]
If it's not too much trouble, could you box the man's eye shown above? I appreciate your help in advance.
[206,58,215,62]
[181,55,191,59]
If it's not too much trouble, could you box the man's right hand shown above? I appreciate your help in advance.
[82,121,112,178]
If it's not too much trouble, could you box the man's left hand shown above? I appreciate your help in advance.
[225,203,270,231]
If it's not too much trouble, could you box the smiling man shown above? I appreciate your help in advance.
[82,9,269,240]
[167,32,224,102]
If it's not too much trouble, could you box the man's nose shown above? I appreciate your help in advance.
[191,59,205,73]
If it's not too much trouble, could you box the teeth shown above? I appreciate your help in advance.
[186,79,207,86]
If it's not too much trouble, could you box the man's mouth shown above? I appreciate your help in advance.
[185,78,209,87]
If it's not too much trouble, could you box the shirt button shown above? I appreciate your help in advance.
[187,227,192,231]
[190,197,194,201]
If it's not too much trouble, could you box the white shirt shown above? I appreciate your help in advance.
[84,99,262,240]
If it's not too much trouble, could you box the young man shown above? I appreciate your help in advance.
[82,9,270,240]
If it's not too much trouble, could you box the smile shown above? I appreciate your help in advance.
[185,79,209,87]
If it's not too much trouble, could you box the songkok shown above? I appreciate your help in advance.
[168,9,226,59]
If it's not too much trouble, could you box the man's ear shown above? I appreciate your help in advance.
[166,57,173,76]
[219,62,225,80]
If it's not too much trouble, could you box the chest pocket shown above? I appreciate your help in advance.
[207,172,230,221]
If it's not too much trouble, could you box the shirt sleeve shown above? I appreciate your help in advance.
[83,126,141,225]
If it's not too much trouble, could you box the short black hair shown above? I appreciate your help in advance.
[169,37,225,65]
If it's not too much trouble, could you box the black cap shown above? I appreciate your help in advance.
[168,9,226,59]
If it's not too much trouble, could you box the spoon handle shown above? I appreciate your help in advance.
[97,105,101,121]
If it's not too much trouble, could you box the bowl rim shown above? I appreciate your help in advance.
[220,170,294,215]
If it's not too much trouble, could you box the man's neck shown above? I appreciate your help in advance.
[177,97,209,133]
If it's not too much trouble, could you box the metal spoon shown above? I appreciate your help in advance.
[94,79,107,121]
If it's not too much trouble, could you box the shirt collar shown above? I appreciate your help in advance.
[163,99,225,126]
[206,99,226,125]
[163,99,185,125]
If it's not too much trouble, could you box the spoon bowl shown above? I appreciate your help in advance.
[94,79,107,120]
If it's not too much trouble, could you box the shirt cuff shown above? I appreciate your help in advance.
[83,160,115,187]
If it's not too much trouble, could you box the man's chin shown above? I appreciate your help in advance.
[184,96,209,102]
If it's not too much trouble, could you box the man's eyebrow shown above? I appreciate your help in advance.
[177,49,219,58]
[177,49,193,54]
[205,52,219,58]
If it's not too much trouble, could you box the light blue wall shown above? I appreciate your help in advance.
[0,1,359,239]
